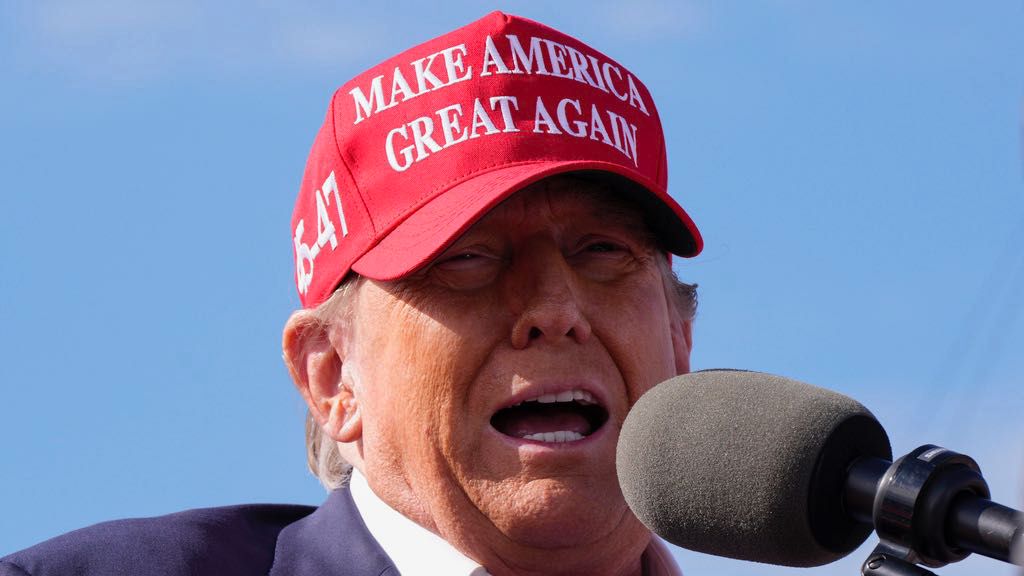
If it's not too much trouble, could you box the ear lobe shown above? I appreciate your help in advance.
[282,311,362,443]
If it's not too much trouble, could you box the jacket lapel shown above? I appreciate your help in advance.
[270,487,398,576]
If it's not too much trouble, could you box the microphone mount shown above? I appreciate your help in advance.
[844,445,1024,575]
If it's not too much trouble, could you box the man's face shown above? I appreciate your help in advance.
[343,176,691,561]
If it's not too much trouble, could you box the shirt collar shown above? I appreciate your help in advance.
[349,470,683,576]
[350,470,490,576]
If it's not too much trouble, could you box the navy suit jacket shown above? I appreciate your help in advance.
[1,488,399,576]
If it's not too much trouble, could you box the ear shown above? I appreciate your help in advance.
[282,310,362,443]
[669,315,693,375]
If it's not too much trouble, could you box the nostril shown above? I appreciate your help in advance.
[511,295,592,348]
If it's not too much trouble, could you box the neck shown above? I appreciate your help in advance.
[486,554,645,576]
[446,517,652,576]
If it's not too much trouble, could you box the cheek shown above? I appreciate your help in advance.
[591,279,676,400]
[357,302,496,457]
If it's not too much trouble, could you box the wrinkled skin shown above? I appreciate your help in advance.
[284,176,692,576]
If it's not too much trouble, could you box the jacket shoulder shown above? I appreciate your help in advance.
[1,503,315,576]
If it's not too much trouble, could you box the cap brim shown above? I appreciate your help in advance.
[352,160,702,281]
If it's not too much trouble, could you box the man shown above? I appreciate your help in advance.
[1,11,701,576]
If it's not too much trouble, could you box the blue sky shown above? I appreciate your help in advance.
[1,2,1022,574]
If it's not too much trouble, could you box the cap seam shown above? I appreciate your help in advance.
[304,90,371,306]
[328,90,374,238]
[657,128,666,187]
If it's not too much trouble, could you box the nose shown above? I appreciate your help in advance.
[509,245,592,349]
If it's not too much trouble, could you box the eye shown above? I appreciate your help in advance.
[583,241,625,254]
[435,250,492,270]
[568,235,642,281]
[574,236,632,258]
[430,246,503,290]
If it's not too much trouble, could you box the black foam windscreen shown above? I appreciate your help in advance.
[616,370,892,567]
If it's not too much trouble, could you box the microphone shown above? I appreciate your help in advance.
[616,369,1024,570]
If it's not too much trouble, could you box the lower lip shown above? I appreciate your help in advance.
[487,420,613,454]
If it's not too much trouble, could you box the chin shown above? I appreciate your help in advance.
[495,477,631,549]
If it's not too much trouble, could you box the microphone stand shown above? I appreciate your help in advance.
[861,543,939,576]
[848,445,1024,575]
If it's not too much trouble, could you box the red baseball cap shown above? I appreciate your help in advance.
[292,11,702,308]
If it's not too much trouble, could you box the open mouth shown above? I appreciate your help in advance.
[490,390,609,443]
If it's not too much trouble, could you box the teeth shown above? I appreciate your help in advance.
[573,390,596,405]
[522,431,585,442]
[520,389,596,406]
